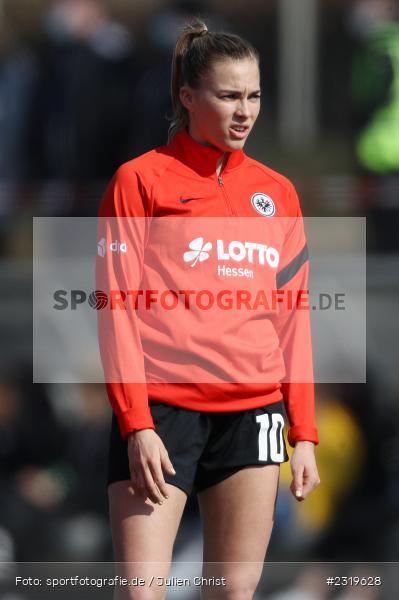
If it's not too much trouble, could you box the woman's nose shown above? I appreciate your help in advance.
[235,100,250,117]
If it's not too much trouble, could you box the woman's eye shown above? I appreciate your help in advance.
[221,94,261,100]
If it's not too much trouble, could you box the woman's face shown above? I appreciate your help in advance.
[180,57,261,153]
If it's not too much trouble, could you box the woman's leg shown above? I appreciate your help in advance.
[109,480,188,600]
[198,465,280,600]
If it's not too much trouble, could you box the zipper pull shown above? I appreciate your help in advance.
[218,174,224,186]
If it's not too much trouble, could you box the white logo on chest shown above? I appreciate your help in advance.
[183,237,279,271]
[251,193,276,217]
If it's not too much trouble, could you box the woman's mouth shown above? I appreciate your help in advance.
[229,125,250,140]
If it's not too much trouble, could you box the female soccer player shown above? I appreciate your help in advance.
[98,20,320,600]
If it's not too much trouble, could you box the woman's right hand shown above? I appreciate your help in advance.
[126,429,176,505]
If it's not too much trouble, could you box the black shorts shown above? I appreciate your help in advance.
[107,399,289,496]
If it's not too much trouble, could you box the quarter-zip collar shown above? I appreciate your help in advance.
[169,127,246,177]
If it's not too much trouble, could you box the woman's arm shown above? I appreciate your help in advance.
[97,163,153,436]
[97,163,175,504]
[273,182,320,500]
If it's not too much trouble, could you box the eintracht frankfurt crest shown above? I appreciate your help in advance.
[251,193,276,217]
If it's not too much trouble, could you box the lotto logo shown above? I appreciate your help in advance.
[183,237,279,269]
[216,240,279,268]
[183,237,212,266]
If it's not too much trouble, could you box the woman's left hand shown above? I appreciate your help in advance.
[290,440,320,501]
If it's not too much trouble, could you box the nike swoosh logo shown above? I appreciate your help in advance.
[179,197,201,204]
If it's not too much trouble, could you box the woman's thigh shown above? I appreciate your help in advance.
[108,480,187,598]
[197,465,280,599]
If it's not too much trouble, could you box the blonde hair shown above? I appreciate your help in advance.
[167,19,259,142]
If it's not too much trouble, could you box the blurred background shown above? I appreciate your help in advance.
[1,0,399,598]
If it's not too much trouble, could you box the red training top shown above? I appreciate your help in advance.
[97,128,319,447]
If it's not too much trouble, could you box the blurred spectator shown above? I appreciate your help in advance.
[312,377,399,561]
[0,375,113,561]
[349,0,399,173]
[57,383,110,515]
[27,0,137,180]
[0,372,69,560]
[0,25,39,182]
[41,382,112,560]
[272,389,365,561]
[0,22,39,220]
[344,0,399,252]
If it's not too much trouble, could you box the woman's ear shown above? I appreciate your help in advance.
[179,86,195,113]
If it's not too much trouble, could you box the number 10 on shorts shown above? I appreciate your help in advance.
[256,413,285,462]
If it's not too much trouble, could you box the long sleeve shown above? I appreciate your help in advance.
[273,184,319,447]
[96,163,154,439]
